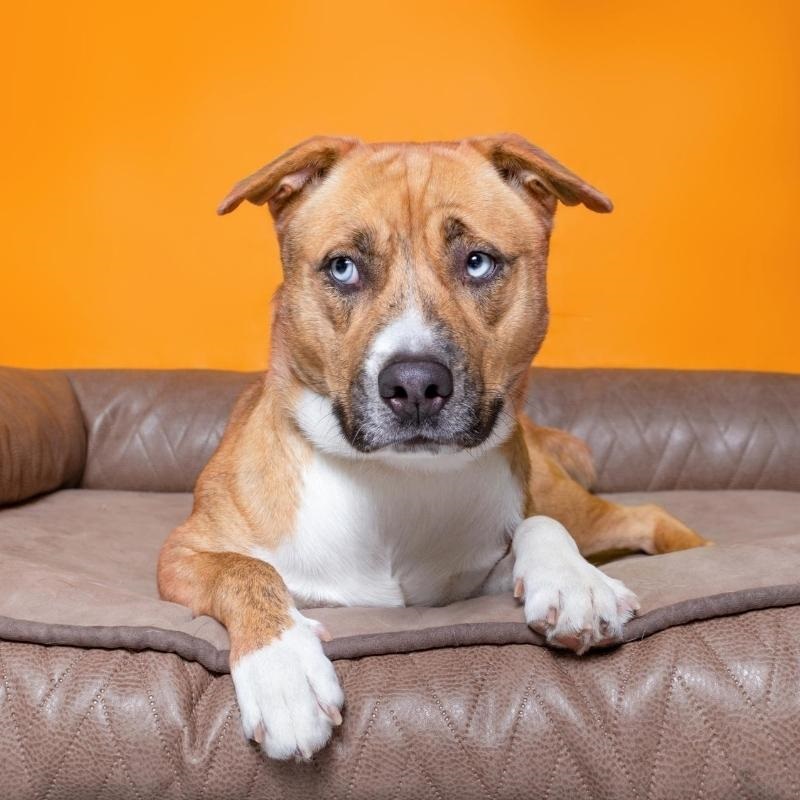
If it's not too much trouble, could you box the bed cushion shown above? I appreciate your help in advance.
[1,488,798,673]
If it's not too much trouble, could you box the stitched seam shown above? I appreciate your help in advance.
[134,427,164,482]
[541,748,562,800]
[550,655,639,799]
[390,764,407,800]
[182,667,216,734]
[690,627,797,796]
[42,653,127,800]
[98,695,145,800]
[0,644,35,792]
[644,660,678,800]
[344,658,382,800]
[36,651,87,710]
[674,672,748,800]
[386,705,444,800]
[199,703,234,800]
[495,663,537,795]
[243,756,263,800]
[92,757,122,800]
[142,658,188,800]
[760,613,781,710]
[407,651,493,799]
[526,681,594,800]
[462,648,490,736]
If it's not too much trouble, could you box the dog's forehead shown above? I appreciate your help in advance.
[290,142,534,244]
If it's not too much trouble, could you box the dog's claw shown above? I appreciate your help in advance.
[252,724,265,745]
[314,623,333,643]
[513,578,524,599]
[322,703,343,726]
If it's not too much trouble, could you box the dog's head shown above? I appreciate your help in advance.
[219,135,611,461]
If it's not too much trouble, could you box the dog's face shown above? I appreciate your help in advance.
[219,136,611,458]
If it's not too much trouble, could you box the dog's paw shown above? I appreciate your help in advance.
[231,610,343,760]
[647,505,712,554]
[513,516,640,655]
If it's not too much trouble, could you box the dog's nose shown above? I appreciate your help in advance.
[378,360,453,422]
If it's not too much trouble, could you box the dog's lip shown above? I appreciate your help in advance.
[385,434,454,451]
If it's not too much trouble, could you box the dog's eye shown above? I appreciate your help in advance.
[465,251,497,281]
[328,256,359,286]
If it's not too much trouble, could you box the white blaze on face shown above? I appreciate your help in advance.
[294,300,514,464]
[363,304,440,382]
[295,304,442,458]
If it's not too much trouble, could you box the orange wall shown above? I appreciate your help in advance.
[3,1,798,372]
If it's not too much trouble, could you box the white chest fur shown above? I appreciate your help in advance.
[251,447,524,608]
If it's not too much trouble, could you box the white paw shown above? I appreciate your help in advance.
[231,610,344,760]
[512,516,640,655]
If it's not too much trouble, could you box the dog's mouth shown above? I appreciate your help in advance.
[386,435,456,454]
[337,393,506,455]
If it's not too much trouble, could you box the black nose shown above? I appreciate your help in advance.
[378,360,454,422]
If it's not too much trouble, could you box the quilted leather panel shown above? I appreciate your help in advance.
[67,370,257,492]
[63,367,799,493]
[526,368,800,492]
[2,606,798,799]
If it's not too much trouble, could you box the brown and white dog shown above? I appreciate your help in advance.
[157,134,707,760]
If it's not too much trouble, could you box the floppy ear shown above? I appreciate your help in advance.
[217,135,361,219]
[468,133,613,213]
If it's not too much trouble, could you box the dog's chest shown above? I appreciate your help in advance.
[252,449,524,608]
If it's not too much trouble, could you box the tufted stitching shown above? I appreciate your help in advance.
[407,651,493,799]
[142,659,188,800]
[36,650,87,710]
[57,368,800,494]
[494,663,537,796]
[2,606,800,798]
[549,654,640,799]
[386,705,444,800]
[0,646,35,793]
[41,654,127,800]
[198,704,235,800]
[643,659,678,800]
[690,627,798,797]
[526,369,800,492]
[97,695,145,800]
[674,672,748,800]
[344,672,384,800]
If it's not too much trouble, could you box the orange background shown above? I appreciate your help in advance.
[3,1,798,372]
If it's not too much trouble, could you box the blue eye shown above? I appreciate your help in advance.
[328,256,359,286]
[465,251,496,281]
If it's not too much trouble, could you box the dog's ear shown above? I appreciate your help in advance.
[217,136,360,219]
[468,133,612,213]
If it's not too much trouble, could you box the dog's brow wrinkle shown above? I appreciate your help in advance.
[351,228,374,260]
[443,216,468,245]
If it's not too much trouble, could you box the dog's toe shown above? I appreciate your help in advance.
[517,563,638,654]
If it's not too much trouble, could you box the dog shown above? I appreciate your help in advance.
[157,134,708,760]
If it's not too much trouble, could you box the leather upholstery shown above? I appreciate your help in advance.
[526,368,800,492]
[67,369,257,492]
[1,366,797,498]
[2,606,798,799]
[67,366,800,493]
[0,368,85,506]
[1,365,798,798]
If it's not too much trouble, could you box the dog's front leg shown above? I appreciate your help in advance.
[158,542,343,760]
[512,516,640,654]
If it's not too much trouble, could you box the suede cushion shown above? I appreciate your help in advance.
[1,489,798,673]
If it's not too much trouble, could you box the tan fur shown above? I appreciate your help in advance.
[158,134,707,662]
[516,416,707,556]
